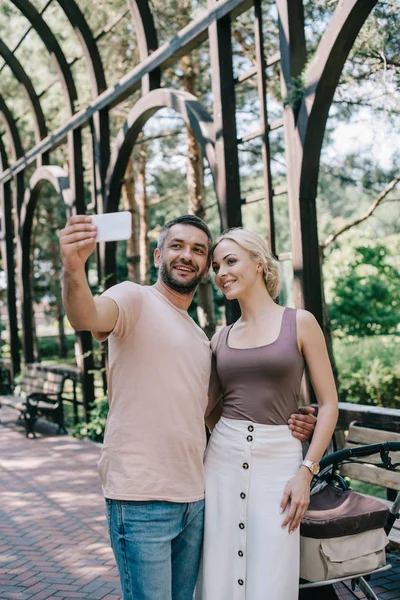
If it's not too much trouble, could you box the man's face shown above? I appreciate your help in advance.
[154,224,210,295]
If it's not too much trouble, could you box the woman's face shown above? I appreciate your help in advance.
[212,239,261,300]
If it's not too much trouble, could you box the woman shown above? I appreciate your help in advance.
[196,228,338,600]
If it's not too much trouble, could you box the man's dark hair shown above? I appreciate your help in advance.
[157,214,213,259]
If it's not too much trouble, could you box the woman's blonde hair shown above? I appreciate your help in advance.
[213,228,281,299]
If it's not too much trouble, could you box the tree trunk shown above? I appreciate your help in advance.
[181,53,216,338]
[122,155,141,282]
[137,133,150,285]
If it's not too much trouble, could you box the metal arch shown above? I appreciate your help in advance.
[277,0,377,334]
[0,138,20,374]
[19,166,73,364]
[297,0,378,198]
[126,0,161,93]
[55,0,111,210]
[53,0,111,219]
[19,165,95,416]
[103,88,217,287]
[0,39,47,148]
[11,0,85,215]
[20,166,73,229]
[0,96,24,162]
[56,0,107,95]
[11,0,88,260]
[11,0,77,115]
[0,94,26,217]
[105,88,217,213]
[0,0,251,186]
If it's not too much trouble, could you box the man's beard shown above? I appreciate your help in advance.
[159,260,206,295]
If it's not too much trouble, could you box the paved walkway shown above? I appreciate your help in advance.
[0,408,399,600]
[0,409,121,600]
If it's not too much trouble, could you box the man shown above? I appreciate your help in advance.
[60,214,315,600]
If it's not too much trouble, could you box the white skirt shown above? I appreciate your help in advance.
[196,417,303,600]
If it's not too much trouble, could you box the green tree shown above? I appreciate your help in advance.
[325,234,400,337]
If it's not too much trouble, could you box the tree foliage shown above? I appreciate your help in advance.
[0,0,399,407]
[325,234,400,337]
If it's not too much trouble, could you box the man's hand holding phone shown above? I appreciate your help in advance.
[60,212,132,272]
[60,215,98,273]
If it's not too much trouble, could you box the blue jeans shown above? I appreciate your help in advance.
[106,499,205,600]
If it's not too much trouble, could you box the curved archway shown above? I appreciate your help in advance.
[106,88,217,211]
[0,94,25,215]
[126,0,161,93]
[55,0,110,211]
[0,137,20,373]
[11,0,77,114]
[56,0,107,96]
[11,0,85,213]
[103,88,218,286]
[20,166,72,363]
[0,39,47,150]
[298,0,377,199]
[20,165,95,410]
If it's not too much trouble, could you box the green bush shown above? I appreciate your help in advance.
[37,334,76,359]
[334,335,400,408]
[72,395,109,443]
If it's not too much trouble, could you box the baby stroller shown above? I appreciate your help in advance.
[299,440,400,599]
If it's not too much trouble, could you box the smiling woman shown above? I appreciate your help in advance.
[212,228,281,302]
[196,227,338,600]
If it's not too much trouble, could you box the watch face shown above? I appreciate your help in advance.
[311,463,320,475]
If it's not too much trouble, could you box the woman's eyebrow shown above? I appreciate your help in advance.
[223,253,236,260]
[212,253,237,265]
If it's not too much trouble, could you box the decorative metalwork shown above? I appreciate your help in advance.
[0,0,378,411]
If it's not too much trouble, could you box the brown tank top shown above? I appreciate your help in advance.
[215,307,305,425]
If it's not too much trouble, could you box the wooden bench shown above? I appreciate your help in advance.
[341,423,400,493]
[340,423,400,546]
[0,364,66,437]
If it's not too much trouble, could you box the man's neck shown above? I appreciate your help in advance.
[154,280,194,311]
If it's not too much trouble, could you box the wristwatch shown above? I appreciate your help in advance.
[301,459,320,476]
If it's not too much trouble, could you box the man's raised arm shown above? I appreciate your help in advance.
[60,215,118,335]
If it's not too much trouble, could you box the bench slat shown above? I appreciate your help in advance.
[341,462,400,490]
[341,424,400,490]
[347,424,400,445]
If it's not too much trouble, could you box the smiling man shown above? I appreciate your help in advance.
[60,214,315,600]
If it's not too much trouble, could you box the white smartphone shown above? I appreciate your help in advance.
[91,211,132,242]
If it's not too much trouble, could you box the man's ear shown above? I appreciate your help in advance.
[154,247,161,268]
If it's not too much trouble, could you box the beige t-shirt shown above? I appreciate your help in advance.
[96,282,212,502]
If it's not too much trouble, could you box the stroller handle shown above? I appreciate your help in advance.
[319,441,400,470]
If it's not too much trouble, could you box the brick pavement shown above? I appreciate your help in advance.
[0,407,399,600]
[0,409,121,600]
[334,553,400,599]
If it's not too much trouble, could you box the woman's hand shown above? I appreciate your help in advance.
[280,467,312,534]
